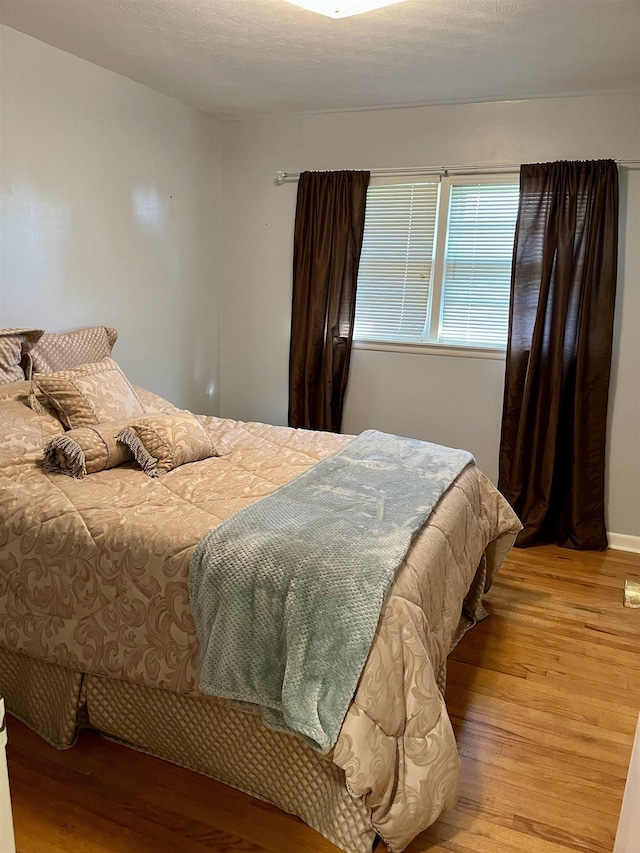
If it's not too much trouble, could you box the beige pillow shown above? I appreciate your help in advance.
[0,328,43,384]
[35,357,146,429]
[42,420,134,479]
[0,381,64,457]
[29,326,117,374]
[116,413,217,477]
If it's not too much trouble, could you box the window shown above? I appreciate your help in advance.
[354,175,519,350]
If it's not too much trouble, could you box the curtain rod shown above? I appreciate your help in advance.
[275,160,640,183]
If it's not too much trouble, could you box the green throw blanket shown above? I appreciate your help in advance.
[189,429,473,753]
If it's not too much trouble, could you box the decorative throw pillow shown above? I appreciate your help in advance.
[0,329,44,384]
[28,326,118,374]
[0,381,64,457]
[42,420,134,479]
[34,357,146,429]
[116,413,218,477]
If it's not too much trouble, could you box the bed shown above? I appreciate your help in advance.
[0,331,521,853]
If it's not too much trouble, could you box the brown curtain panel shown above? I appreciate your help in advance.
[499,160,619,550]
[288,170,370,432]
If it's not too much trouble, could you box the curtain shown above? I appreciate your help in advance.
[288,170,370,432]
[499,160,619,550]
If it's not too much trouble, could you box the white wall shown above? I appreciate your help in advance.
[0,27,221,414]
[220,93,640,538]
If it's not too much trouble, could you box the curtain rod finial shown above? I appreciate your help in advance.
[275,171,287,184]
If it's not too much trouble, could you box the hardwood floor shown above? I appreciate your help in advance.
[6,545,640,853]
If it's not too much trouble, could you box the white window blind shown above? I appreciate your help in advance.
[354,175,519,350]
[439,182,519,347]
[354,182,439,342]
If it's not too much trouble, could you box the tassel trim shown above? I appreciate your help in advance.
[116,428,159,477]
[42,435,87,479]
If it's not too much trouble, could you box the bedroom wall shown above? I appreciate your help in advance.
[0,26,221,414]
[220,92,640,542]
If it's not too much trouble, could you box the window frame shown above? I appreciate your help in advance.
[353,171,519,359]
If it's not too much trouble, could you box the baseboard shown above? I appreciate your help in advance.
[609,533,640,554]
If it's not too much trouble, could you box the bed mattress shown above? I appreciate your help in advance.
[0,379,520,851]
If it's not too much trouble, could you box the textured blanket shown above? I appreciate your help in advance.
[189,429,473,753]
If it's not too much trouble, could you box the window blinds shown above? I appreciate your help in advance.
[439,182,519,347]
[354,182,439,342]
[354,177,520,348]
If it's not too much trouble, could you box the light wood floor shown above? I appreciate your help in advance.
[6,545,640,853]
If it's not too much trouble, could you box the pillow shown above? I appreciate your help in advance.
[34,357,146,429]
[28,326,117,374]
[116,413,217,477]
[42,420,134,479]
[0,328,44,384]
[0,381,65,458]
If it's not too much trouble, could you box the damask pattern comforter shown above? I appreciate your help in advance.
[0,380,521,851]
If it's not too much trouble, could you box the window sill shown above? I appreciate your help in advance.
[352,339,507,360]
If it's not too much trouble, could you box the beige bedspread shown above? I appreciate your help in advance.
[0,380,520,851]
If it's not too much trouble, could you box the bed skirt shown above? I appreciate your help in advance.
[0,646,376,853]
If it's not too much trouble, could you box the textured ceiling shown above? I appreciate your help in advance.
[1,0,638,119]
